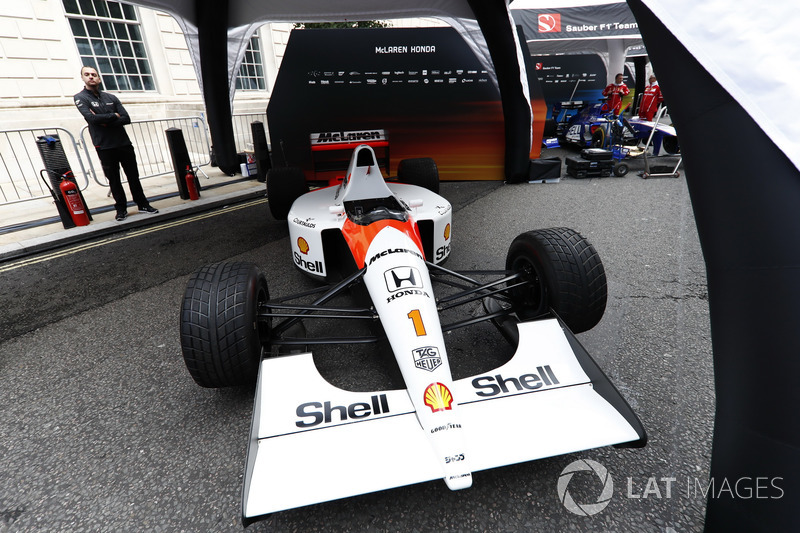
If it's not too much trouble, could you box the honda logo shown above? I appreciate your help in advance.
[384,267,423,292]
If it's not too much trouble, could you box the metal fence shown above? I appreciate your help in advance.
[0,128,88,205]
[79,116,212,187]
[1,113,266,207]
[233,112,268,153]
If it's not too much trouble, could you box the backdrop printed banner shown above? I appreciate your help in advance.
[267,27,545,181]
[531,55,635,119]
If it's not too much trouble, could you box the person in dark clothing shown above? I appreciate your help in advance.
[74,66,158,221]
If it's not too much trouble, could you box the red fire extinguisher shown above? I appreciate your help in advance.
[185,165,200,200]
[59,173,90,226]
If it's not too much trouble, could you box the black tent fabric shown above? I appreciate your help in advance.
[195,0,238,175]
[467,0,532,182]
[629,1,800,531]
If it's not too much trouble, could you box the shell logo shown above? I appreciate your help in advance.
[297,237,310,255]
[444,223,451,240]
[424,382,453,412]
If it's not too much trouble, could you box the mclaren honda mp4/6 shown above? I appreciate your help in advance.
[178,144,646,524]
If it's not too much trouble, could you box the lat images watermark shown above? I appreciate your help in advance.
[556,459,785,517]
[626,475,785,500]
[557,459,614,516]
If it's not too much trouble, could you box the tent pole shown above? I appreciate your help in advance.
[632,56,647,114]
[467,0,532,183]
[196,0,239,175]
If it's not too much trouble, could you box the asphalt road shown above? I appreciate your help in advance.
[0,157,712,533]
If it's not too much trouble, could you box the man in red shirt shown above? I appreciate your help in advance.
[602,73,630,115]
[638,74,664,121]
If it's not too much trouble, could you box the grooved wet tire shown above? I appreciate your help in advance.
[180,262,270,388]
[397,157,439,193]
[505,228,607,333]
[267,166,307,220]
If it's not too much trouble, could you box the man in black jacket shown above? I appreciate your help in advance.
[74,66,158,221]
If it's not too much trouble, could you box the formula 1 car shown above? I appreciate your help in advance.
[556,101,680,156]
[179,145,646,525]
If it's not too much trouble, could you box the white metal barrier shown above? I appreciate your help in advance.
[79,115,212,187]
[233,112,268,153]
[0,128,89,205]
[1,113,265,207]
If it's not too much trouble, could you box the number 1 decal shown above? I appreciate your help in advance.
[407,309,427,336]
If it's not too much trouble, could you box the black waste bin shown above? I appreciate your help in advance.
[250,121,271,182]
[36,135,93,228]
[165,127,193,199]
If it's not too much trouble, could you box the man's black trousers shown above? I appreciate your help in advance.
[97,144,148,212]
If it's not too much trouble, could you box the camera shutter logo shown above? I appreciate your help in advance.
[557,459,614,516]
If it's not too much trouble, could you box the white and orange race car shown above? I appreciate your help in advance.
[179,144,646,525]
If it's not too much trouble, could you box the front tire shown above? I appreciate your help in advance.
[267,166,307,220]
[505,228,607,333]
[180,262,271,388]
[661,135,680,155]
[543,118,557,138]
[397,157,440,193]
[591,128,606,149]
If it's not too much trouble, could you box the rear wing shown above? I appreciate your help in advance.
[309,129,390,175]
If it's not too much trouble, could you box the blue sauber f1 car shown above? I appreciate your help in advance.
[553,100,680,156]
[178,143,647,525]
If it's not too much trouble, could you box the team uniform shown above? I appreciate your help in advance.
[74,87,153,216]
[638,82,664,121]
[602,82,630,115]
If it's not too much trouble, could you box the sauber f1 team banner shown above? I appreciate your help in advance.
[266,27,546,181]
[531,55,635,120]
[512,2,640,40]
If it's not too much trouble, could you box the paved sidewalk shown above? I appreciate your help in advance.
[0,167,266,262]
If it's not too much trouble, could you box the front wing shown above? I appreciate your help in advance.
[242,318,645,523]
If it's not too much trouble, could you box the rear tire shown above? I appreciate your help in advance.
[614,163,629,177]
[505,228,607,333]
[267,166,308,220]
[180,262,271,388]
[397,157,439,194]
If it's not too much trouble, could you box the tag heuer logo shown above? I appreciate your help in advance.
[413,346,442,372]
